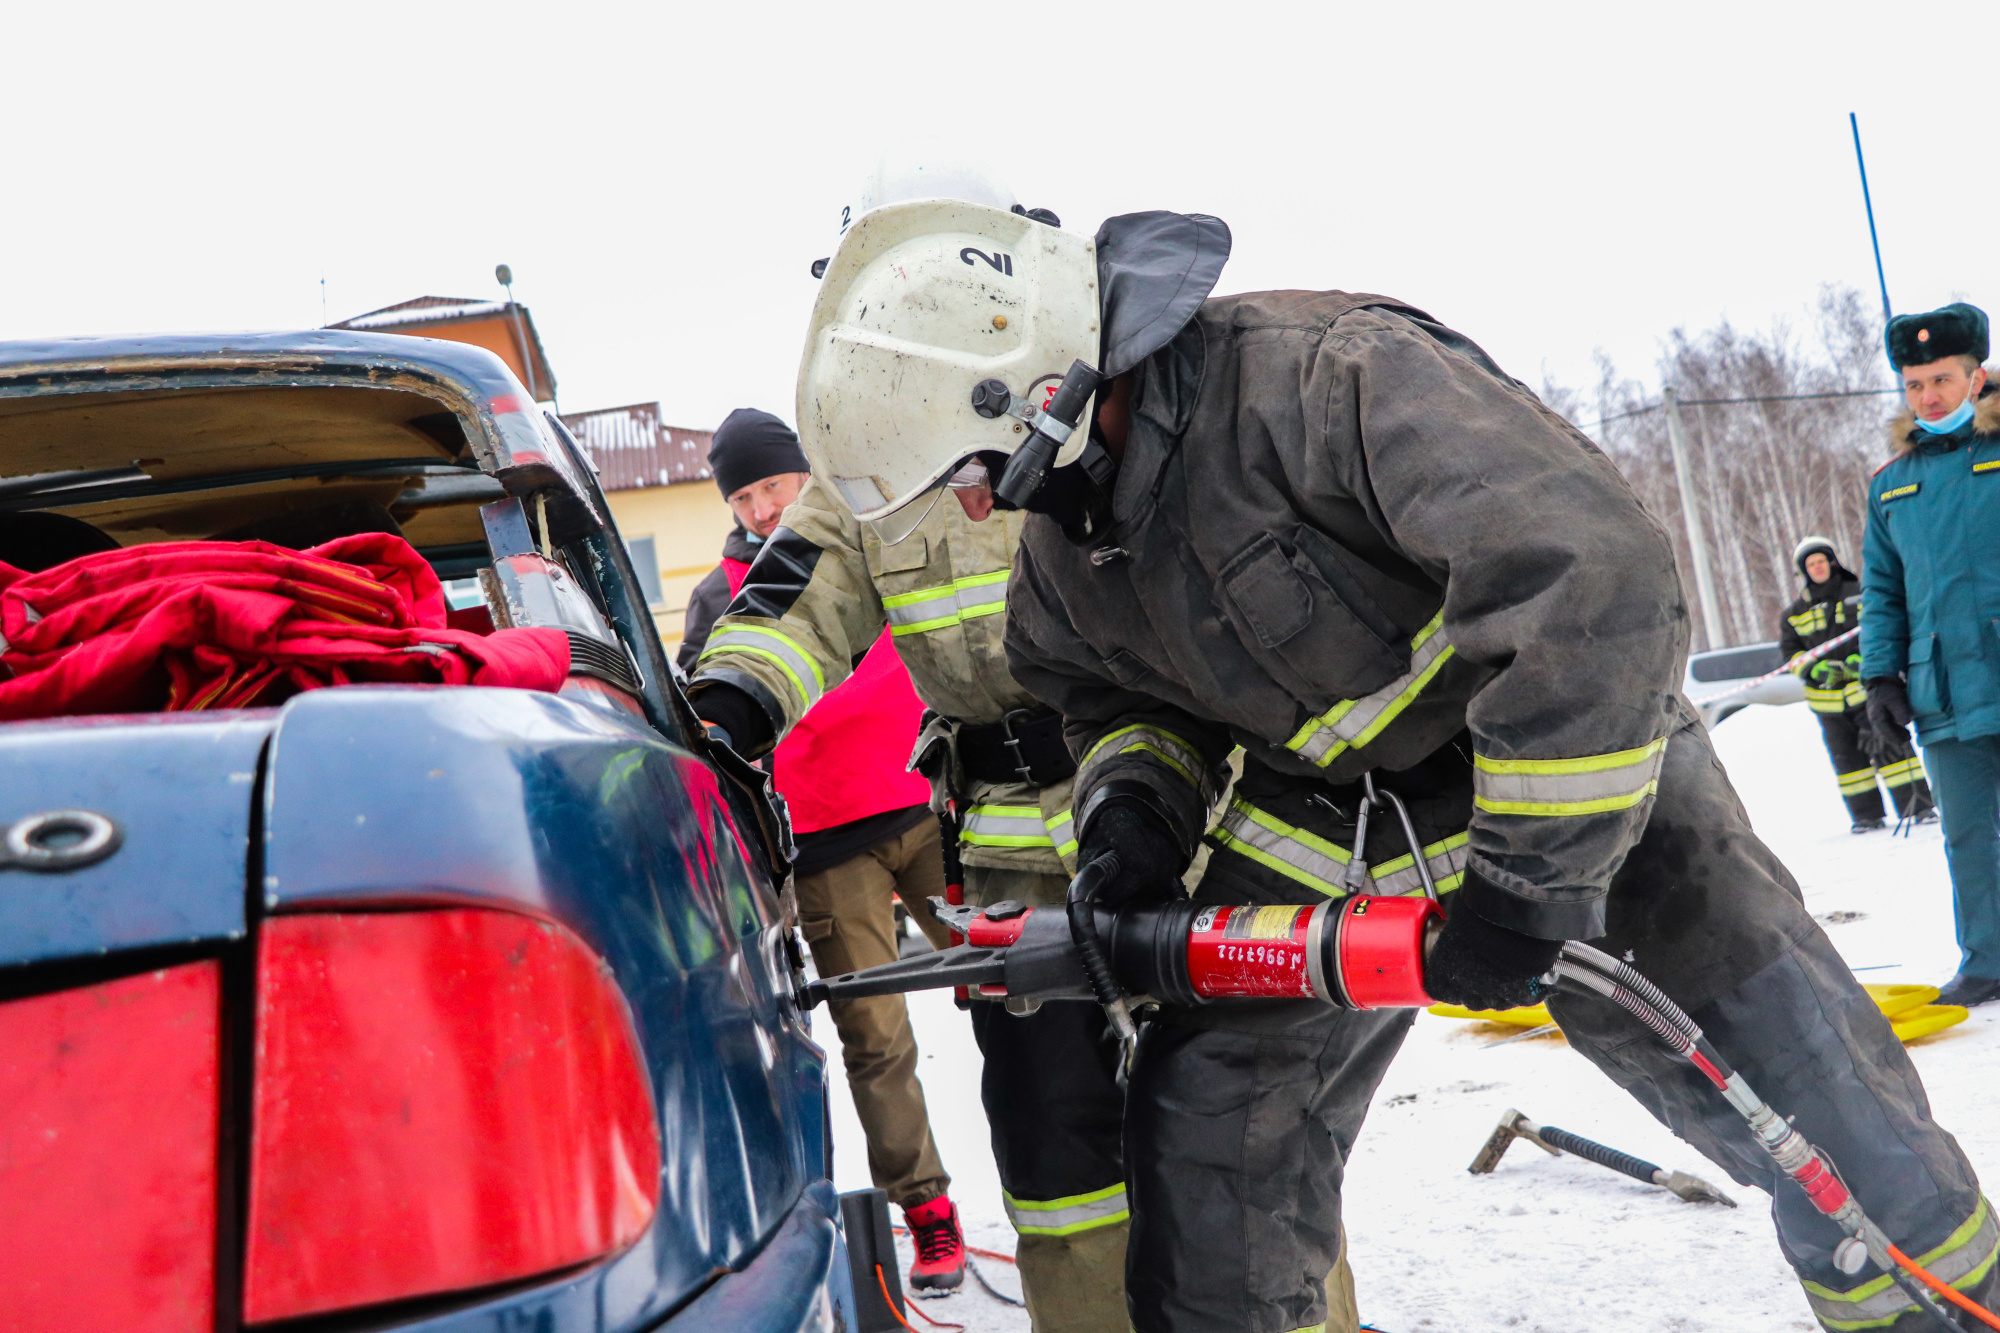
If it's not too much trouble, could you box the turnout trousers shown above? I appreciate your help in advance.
[1814,704,1933,824]
[1125,717,1994,1333]
[1916,735,2000,982]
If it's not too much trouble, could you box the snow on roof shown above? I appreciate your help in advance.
[332,298,513,331]
[560,400,712,491]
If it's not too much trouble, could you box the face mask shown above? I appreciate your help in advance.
[1915,383,1981,435]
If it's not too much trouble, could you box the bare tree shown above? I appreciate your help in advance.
[1543,286,1897,653]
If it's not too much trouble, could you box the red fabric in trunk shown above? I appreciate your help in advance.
[0,534,569,721]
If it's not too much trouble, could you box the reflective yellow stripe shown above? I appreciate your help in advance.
[1790,606,1829,634]
[1211,798,1466,898]
[1804,1196,1999,1329]
[961,804,1055,848]
[882,569,1009,637]
[1045,809,1077,858]
[1081,724,1213,801]
[1837,767,1879,795]
[1003,1183,1129,1236]
[696,625,826,711]
[1286,612,1454,767]
[1806,684,1851,713]
[1880,757,1927,787]
[1472,738,1667,817]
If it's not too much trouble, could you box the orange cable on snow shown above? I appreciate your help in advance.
[876,1265,966,1332]
[1886,1245,2000,1331]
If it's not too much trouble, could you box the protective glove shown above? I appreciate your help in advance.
[1809,658,1846,688]
[1845,653,1864,676]
[1422,889,1564,1012]
[1863,676,1915,765]
[1074,796,1188,908]
[688,680,775,758]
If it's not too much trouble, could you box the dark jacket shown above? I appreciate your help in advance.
[1861,385,2000,743]
[1780,571,1866,715]
[1004,291,1688,939]
[1778,573,1862,661]
[677,526,761,674]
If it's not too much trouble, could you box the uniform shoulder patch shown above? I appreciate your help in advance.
[1879,482,1921,502]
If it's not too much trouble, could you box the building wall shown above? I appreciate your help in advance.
[602,480,736,652]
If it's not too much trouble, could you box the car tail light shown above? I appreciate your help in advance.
[0,962,220,1333]
[243,909,659,1323]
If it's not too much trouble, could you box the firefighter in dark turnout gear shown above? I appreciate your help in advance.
[795,201,1998,1333]
[1778,536,1933,830]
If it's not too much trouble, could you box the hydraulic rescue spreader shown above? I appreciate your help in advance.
[800,864,2000,1331]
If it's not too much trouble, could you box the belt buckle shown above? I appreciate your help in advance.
[998,708,1037,785]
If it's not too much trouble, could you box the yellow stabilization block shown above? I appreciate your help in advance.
[1428,983,1968,1043]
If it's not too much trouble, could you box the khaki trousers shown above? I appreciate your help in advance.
[796,818,955,1210]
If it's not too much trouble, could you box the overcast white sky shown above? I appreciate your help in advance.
[3,2,1992,432]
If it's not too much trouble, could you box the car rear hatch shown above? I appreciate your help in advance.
[0,710,269,1333]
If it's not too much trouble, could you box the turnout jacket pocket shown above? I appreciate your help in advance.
[1218,530,1408,711]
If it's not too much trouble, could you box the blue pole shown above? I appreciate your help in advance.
[1850,112,1892,321]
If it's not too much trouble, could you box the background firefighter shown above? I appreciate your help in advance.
[680,409,971,1293]
[795,198,1998,1333]
[1778,535,1933,831]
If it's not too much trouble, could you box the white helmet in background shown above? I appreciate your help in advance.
[797,199,1101,537]
[841,149,1017,238]
[811,149,1033,280]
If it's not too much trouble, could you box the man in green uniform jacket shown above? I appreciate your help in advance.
[1862,302,2000,1009]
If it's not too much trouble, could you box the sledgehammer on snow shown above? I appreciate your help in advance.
[1470,1108,1736,1206]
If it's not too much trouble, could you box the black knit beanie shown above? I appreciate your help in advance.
[710,408,809,497]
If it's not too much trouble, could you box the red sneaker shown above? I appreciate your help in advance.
[904,1195,966,1294]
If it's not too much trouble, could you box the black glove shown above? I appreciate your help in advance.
[1863,676,1914,764]
[1423,892,1564,1012]
[688,680,775,757]
[1075,796,1187,908]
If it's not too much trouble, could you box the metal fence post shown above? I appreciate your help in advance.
[1664,387,1728,651]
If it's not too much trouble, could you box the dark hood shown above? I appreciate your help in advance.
[1095,212,1232,379]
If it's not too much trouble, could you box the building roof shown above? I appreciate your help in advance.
[328,297,557,403]
[560,401,712,491]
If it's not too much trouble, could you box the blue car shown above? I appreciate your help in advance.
[0,330,851,1332]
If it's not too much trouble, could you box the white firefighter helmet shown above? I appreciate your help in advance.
[838,146,1017,239]
[797,198,1100,534]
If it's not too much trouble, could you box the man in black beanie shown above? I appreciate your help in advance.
[678,408,811,670]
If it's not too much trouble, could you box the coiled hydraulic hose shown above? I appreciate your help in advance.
[1554,944,2000,1331]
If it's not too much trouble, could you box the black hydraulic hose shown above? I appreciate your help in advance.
[1555,947,1975,1333]
[1067,853,1125,1012]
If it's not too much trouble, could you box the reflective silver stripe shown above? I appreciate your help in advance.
[960,804,1054,848]
[1287,613,1455,767]
[1003,1183,1129,1236]
[696,625,825,711]
[1211,798,1466,898]
[1045,809,1077,856]
[1804,1196,1999,1330]
[881,570,1010,636]
[1472,738,1667,818]
[1080,724,1214,802]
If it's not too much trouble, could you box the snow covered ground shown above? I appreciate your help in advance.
[824,701,2000,1331]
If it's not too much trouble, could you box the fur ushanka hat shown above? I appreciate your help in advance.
[1885,303,1989,370]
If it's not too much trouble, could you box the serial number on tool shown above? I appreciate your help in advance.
[1209,944,1302,965]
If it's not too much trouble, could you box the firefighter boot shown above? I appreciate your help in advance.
[904,1195,966,1294]
[1017,1218,1130,1333]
